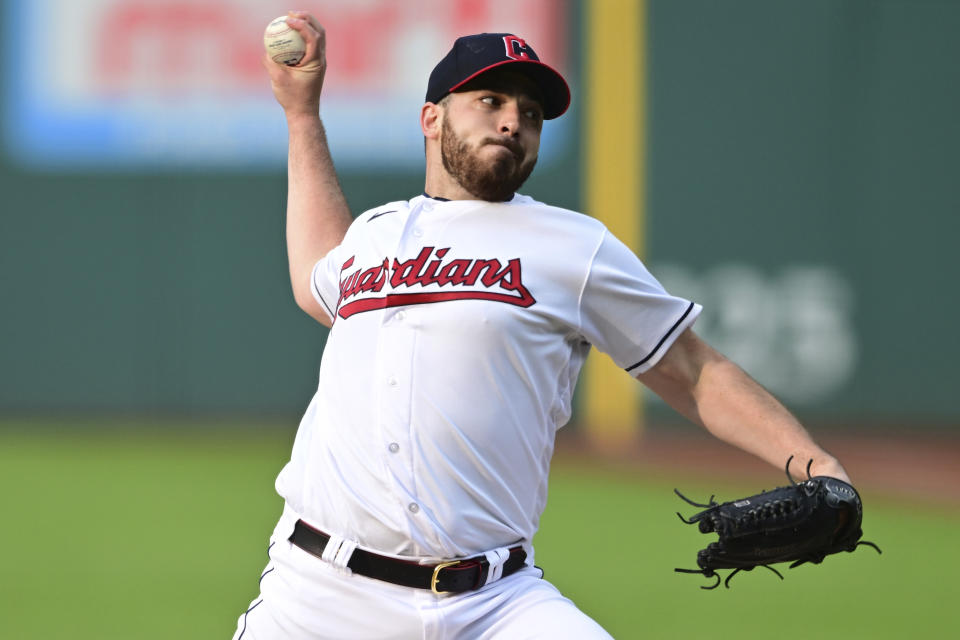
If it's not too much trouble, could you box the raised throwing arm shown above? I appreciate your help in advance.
[263,12,353,327]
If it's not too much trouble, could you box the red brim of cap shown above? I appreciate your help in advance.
[446,59,571,120]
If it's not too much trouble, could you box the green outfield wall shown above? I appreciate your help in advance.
[1,0,957,422]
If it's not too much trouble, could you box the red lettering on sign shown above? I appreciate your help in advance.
[88,1,563,95]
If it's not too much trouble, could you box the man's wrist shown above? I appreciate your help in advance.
[809,456,850,483]
[285,109,323,129]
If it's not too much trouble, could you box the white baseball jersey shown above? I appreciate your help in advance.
[275,193,700,561]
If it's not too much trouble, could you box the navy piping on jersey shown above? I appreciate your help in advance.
[258,567,274,586]
[316,289,335,318]
[624,301,695,373]
[236,599,263,639]
[259,542,276,585]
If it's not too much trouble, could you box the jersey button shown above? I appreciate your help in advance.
[412,228,423,237]
[395,311,406,321]
[408,503,420,514]
[388,442,400,453]
[388,377,398,386]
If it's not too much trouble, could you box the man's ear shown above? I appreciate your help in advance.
[421,102,442,140]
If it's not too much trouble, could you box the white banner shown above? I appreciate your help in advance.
[2,0,571,169]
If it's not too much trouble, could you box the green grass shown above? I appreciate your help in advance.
[0,421,955,639]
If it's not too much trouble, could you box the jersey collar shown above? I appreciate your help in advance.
[421,192,521,203]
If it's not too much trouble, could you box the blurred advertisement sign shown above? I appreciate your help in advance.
[2,0,570,170]
[655,263,858,404]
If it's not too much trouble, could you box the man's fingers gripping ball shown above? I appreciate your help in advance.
[264,16,307,66]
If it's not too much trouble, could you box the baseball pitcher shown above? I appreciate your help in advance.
[233,12,857,639]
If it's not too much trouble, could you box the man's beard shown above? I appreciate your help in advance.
[440,118,537,202]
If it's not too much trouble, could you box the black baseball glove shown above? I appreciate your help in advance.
[674,457,881,589]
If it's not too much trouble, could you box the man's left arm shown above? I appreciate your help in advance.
[636,328,850,482]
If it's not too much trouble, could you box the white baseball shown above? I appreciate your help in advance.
[264,16,306,66]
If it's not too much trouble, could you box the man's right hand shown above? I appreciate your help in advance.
[263,12,328,118]
[264,12,351,327]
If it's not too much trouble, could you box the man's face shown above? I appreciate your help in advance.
[438,71,544,202]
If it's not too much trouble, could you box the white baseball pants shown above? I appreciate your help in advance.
[231,510,613,640]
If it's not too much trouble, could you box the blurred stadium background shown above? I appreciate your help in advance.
[1,0,958,638]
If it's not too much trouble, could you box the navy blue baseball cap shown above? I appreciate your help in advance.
[425,33,571,120]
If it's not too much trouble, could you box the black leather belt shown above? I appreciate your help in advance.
[289,519,527,594]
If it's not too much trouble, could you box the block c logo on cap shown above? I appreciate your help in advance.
[503,36,534,61]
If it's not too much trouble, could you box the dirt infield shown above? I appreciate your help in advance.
[554,425,960,505]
